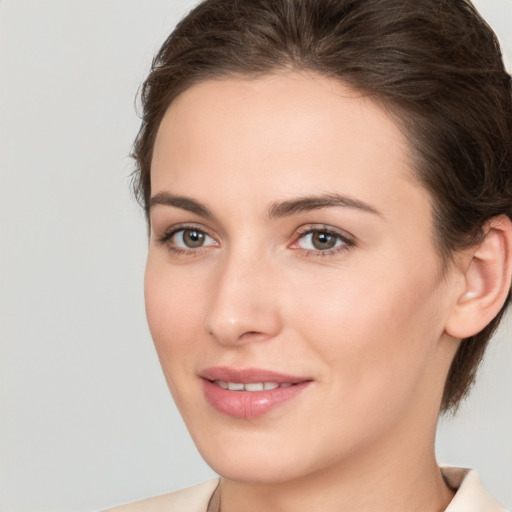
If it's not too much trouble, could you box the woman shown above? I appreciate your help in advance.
[107,0,512,510]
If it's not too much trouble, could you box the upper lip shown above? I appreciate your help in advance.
[199,366,311,384]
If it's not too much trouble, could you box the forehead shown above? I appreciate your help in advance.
[151,72,430,225]
[155,72,409,155]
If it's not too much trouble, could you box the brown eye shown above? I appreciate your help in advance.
[182,229,206,248]
[295,228,350,254]
[167,228,216,250]
[311,231,337,250]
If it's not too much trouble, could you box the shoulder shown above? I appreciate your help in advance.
[103,479,220,512]
[443,467,509,512]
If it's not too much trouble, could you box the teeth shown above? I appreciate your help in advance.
[245,382,264,391]
[214,380,292,392]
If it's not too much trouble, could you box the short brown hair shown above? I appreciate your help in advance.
[132,0,512,412]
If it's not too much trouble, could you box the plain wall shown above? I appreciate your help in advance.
[0,1,511,510]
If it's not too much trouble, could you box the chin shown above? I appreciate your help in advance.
[187,422,341,485]
[205,452,311,484]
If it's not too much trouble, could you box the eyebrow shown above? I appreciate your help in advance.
[149,192,213,218]
[148,191,381,219]
[267,193,382,219]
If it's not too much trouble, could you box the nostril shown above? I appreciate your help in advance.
[239,330,266,341]
[205,296,282,345]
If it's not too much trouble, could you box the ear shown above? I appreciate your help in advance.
[445,215,512,339]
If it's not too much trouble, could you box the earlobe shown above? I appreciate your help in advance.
[445,215,512,339]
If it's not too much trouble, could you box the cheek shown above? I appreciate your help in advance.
[144,257,208,381]
[287,258,445,406]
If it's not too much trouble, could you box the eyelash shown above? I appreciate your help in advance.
[291,225,354,257]
[156,224,354,257]
[157,224,218,256]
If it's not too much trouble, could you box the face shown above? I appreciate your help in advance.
[145,72,458,484]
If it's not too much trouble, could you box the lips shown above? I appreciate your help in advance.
[199,367,312,419]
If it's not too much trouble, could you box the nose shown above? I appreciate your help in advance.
[205,251,283,346]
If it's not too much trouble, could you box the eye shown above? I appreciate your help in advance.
[158,226,217,252]
[174,228,213,248]
[299,230,341,250]
[291,227,353,255]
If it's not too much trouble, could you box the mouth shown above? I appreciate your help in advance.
[199,367,313,418]
[211,380,295,391]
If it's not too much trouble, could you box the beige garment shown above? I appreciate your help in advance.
[104,468,508,512]
[103,479,219,512]
[442,468,508,512]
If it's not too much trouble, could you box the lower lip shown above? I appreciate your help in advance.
[202,380,311,419]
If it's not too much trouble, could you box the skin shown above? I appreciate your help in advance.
[145,72,464,511]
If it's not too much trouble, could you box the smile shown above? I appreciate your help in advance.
[199,367,312,418]
[213,381,294,391]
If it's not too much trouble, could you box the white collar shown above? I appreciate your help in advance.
[442,467,508,512]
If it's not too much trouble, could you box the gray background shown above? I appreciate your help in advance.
[0,1,511,511]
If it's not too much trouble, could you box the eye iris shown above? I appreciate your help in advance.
[183,229,205,248]
[312,231,336,250]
